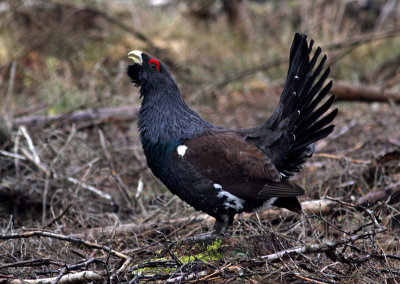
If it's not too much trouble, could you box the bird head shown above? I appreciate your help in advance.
[127,50,173,91]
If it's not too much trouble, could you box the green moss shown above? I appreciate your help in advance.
[205,238,223,256]
[134,239,224,275]
[135,259,174,275]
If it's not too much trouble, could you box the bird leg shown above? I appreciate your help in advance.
[184,218,231,242]
[212,215,234,236]
[212,219,229,236]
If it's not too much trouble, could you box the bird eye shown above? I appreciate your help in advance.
[148,58,160,72]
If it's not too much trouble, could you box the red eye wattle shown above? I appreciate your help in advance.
[148,58,160,72]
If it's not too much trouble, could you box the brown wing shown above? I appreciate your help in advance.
[173,130,304,199]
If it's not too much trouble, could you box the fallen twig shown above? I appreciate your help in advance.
[165,269,209,283]
[314,153,369,164]
[324,197,383,229]
[20,147,51,176]
[0,150,26,160]
[13,105,140,129]
[331,80,400,103]
[325,27,400,50]
[260,228,387,262]
[0,258,51,269]
[0,231,128,260]
[67,177,114,202]
[19,126,43,166]
[357,181,400,206]
[10,271,102,284]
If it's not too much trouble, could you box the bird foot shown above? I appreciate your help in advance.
[183,219,231,242]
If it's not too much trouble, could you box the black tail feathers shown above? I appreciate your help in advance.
[278,33,338,176]
[240,33,337,177]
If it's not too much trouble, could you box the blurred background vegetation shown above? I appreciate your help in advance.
[1,0,400,120]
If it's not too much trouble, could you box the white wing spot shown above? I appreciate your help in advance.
[295,75,299,79]
[266,197,278,206]
[256,197,278,211]
[217,190,244,210]
[213,184,222,189]
[177,145,188,157]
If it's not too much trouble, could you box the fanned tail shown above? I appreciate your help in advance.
[240,33,338,177]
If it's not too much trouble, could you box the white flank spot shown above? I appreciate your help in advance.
[295,75,299,79]
[297,110,301,115]
[177,145,188,157]
[213,183,222,189]
[217,190,244,210]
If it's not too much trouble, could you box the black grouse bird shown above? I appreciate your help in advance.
[127,33,338,235]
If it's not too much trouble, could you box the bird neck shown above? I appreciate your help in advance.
[138,82,211,144]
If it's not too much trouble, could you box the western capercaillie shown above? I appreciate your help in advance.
[127,33,338,235]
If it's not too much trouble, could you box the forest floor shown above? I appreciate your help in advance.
[1,92,400,283]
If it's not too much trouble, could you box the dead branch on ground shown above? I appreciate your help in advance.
[9,271,102,284]
[0,231,129,260]
[357,181,400,206]
[331,80,400,103]
[12,105,140,129]
[259,228,387,262]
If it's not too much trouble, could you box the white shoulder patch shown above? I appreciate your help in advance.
[177,145,188,157]
[213,184,222,189]
[217,190,244,210]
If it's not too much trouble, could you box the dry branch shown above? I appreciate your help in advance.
[249,199,335,221]
[260,228,387,262]
[67,177,114,202]
[0,231,128,259]
[10,271,102,284]
[325,27,400,50]
[314,153,369,164]
[0,258,51,269]
[357,181,400,205]
[13,105,140,129]
[165,270,209,283]
[331,80,400,103]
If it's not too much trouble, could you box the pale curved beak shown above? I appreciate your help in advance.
[128,50,143,65]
